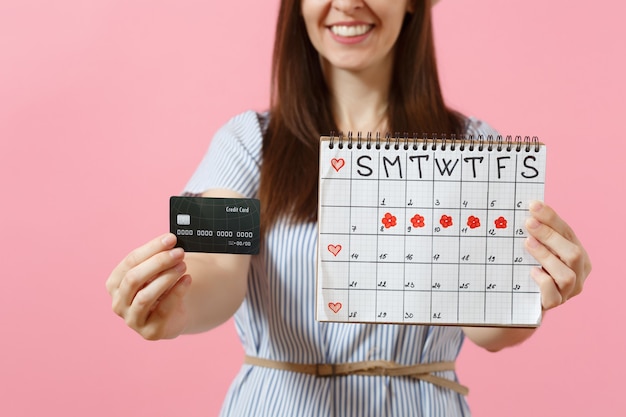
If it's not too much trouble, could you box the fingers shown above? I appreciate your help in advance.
[525,201,590,309]
[124,259,188,329]
[106,233,178,295]
[118,246,184,302]
[524,222,580,298]
[112,248,185,317]
[528,201,580,247]
[108,233,187,323]
[530,267,562,310]
[106,232,196,340]
[139,275,193,341]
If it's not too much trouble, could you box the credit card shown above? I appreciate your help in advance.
[169,196,260,254]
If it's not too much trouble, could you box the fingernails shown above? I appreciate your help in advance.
[530,266,542,278]
[162,233,176,246]
[529,200,543,213]
[526,235,540,248]
[169,247,184,258]
[526,217,540,229]
[529,267,543,284]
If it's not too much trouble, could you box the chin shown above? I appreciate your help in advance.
[323,55,384,74]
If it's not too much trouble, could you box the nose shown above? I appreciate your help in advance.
[331,0,364,13]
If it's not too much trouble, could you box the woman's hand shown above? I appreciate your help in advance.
[525,201,591,310]
[463,201,591,352]
[106,233,192,340]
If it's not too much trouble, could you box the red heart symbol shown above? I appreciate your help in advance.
[328,302,342,314]
[327,244,342,256]
[331,158,345,172]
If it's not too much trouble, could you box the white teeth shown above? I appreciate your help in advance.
[330,24,372,37]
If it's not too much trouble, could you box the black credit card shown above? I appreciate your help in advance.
[169,196,260,254]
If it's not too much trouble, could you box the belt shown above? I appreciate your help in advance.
[243,355,469,395]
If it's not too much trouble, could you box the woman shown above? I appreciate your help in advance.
[106,0,591,415]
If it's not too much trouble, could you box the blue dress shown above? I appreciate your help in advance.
[185,111,498,416]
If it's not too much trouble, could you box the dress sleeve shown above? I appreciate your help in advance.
[464,116,501,138]
[183,111,263,198]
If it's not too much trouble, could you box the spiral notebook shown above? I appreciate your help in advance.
[316,132,546,327]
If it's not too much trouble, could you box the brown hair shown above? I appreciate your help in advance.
[259,0,464,233]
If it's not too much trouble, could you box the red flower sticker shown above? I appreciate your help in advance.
[467,215,481,229]
[494,216,508,229]
[439,214,453,228]
[410,214,425,228]
[382,212,397,228]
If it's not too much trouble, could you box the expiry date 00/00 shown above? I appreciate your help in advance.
[228,240,252,247]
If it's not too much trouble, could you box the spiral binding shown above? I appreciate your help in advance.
[327,132,541,152]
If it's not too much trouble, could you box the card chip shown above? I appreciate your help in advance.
[177,214,191,226]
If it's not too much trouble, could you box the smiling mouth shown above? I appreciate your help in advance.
[329,24,374,37]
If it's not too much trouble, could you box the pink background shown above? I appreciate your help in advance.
[1,0,624,415]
